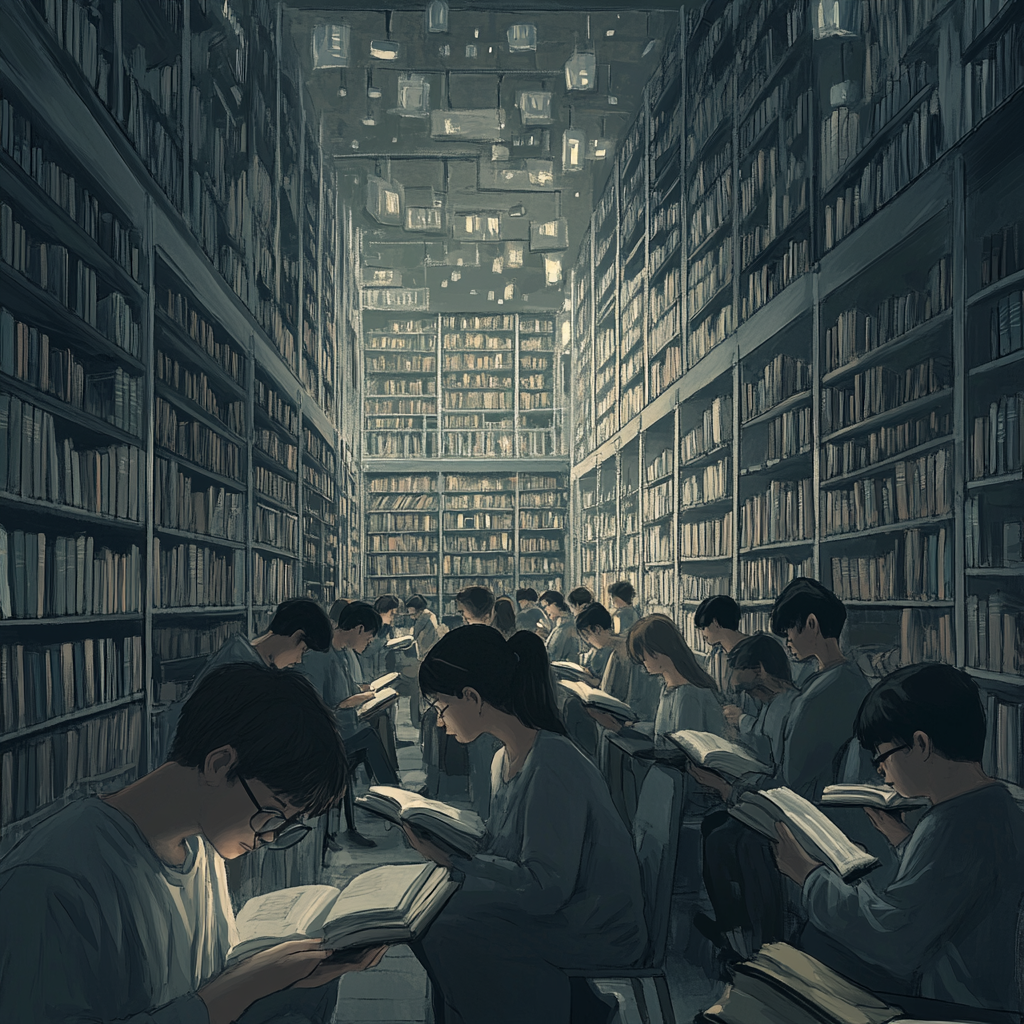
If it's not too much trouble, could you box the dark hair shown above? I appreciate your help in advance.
[538,590,568,611]
[168,663,347,815]
[419,626,566,735]
[329,599,350,625]
[626,615,717,690]
[515,587,538,603]
[268,598,332,652]
[568,587,593,607]
[694,595,741,631]
[727,633,792,683]
[457,585,495,619]
[492,596,517,637]
[856,663,987,763]
[405,594,429,612]
[770,577,847,640]
[336,601,382,636]
[608,581,635,604]
[374,594,401,615]
[575,602,613,633]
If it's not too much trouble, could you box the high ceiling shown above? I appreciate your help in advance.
[285,4,680,312]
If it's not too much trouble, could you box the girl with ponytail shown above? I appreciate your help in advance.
[407,625,647,1024]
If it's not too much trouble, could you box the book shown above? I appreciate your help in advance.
[367,671,401,693]
[666,730,772,779]
[728,787,879,880]
[385,634,415,652]
[550,660,601,683]
[226,863,457,964]
[820,784,928,811]
[704,942,901,1024]
[554,677,633,720]
[357,686,400,720]
[356,785,487,857]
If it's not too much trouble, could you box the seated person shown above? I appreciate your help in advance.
[492,595,518,640]
[407,593,442,656]
[538,590,577,663]
[514,587,549,635]
[302,600,399,852]
[694,594,750,702]
[567,586,594,660]
[607,580,639,635]
[0,664,385,1023]
[405,626,647,1024]
[457,585,496,626]
[774,663,1024,1013]
[358,594,401,681]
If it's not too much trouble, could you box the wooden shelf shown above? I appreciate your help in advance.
[0,492,146,531]
[821,514,953,543]
[0,692,145,746]
[152,605,247,617]
[0,613,142,628]
[155,526,245,549]
[821,436,954,486]
[741,388,812,428]
[820,390,952,446]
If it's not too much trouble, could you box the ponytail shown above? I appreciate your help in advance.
[506,631,567,735]
[419,625,566,735]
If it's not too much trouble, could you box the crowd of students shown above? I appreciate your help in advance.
[0,574,1021,1023]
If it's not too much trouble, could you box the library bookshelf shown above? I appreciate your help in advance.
[569,0,1024,785]
[0,0,359,885]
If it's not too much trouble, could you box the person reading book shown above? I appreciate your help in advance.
[404,625,647,1024]
[457,584,495,626]
[304,600,399,854]
[538,590,578,663]
[693,595,750,704]
[773,663,1024,1012]
[514,586,549,634]
[608,580,639,635]
[0,663,387,1024]
[567,586,594,659]
[358,594,401,681]
[491,595,517,639]
[691,582,873,958]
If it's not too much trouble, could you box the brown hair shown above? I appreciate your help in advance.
[625,614,717,690]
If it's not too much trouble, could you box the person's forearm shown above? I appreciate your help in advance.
[459,854,573,915]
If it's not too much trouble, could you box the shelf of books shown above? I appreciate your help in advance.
[618,438,642,602]
[518,472,568,596]
[642,411,677,616]
[363,472,440,615]
[0,1,359,852]
[619,108,649,427]
[571,235,594,463]
[301,416,338,605]
[568,0,1023,786]
[594,174,619,447]
[596,457,619,608]
[517,316,561,457]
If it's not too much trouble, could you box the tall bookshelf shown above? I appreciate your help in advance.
[569,0,1024,784]
[518,472,568,596]
[0,0,359,855]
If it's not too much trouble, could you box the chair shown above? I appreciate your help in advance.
[568,763,683,1024]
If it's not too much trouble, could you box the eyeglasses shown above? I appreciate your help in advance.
[425,697,449,722]
[239,777,311,850]
[871,744,910,773]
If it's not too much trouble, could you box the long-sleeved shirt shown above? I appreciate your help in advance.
[357,626,391,683]
[515,605,549,634]
[299,647,362,736]
[0,797,336,1024]
[584,642,613,680]
[734,686,800,767]
[191,634,265,689]
[612,605,639,636]
[412,610,440,657]
[544,615,577,664]
[802,783,1024,1011]
[733,659,871,803]
[457,730,647,966]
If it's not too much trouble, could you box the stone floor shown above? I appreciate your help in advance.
[327,698,724,1024]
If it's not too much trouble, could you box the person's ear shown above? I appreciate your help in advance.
[804,613,819,637]
[288,629,305,647]
[202,745,238,783]
[913,730,931,759]
[462,687,483,712]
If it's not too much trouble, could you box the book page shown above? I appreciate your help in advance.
[234,885,339,946]
[369,671,400,691]
[367,785,485,833]
[359,687,399,714]
[324,863,436,925]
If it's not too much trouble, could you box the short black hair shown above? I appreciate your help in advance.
[575,602,613,633]
[538,590,568,611]
[568,587,593,607]
[374,594,401,614]
[405,594,429,612]
[268,598,332,652]
[727,633,791,683]
[336,601,382,635]
[457,585,495,618]
[608,581,635,604]
[329,599,350,625]
[856,663,987,763]
[516,587,538,602]
[168,663,347,816]
[770,577,846,640]
[694,595,741,631]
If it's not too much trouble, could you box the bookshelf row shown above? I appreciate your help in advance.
[570,0,1023,787]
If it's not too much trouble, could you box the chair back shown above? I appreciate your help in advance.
[631,763,683,967]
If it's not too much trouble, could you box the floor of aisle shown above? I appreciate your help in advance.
[326,699,724,1024]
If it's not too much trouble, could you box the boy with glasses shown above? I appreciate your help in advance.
[774,663,1024,1013]
[0,663,386,1024]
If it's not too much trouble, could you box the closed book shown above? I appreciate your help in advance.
[0,394,8,490]
[0,525,10,619]
[8,396,22,494]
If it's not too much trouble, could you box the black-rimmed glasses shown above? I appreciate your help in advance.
[425,697,449,722]
[239,777,311,850]
[871,744,910,774]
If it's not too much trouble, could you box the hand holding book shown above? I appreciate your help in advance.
[772,821,824,885]
[403,822,454,869]
[863,806,912,848]
[686,761,733,801]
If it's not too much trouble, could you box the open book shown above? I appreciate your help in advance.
[551,660,601,684]
[357,687,400,720]
[227,863,457,964]
[555,678,632,720]
[367,671,401,693]
[729,787,878,880]
[356,785,487,858]
[667,729,772,779]
[704,942,901,1024]
[386,634,415,651]
[820,784,928,811]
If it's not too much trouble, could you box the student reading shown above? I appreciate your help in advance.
[774,663,1024,1013]
[404,626,647,1024]
[0,664,387,1024]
